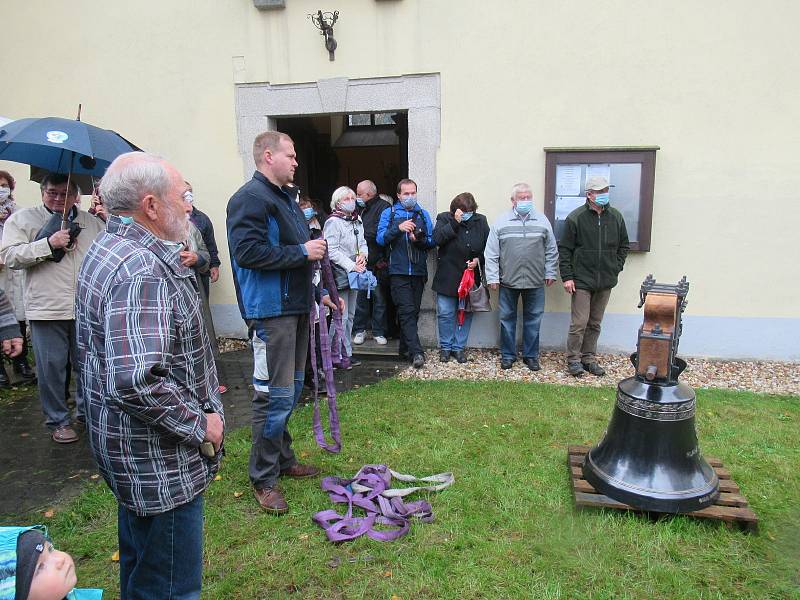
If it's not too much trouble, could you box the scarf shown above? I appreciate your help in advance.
[330,209,358,222]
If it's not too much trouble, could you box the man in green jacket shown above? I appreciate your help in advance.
[558,176,630,377]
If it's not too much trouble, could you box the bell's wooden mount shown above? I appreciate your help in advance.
[567,445,759,533]
[637,292,678,380]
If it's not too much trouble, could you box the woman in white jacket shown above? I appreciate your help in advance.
[323,186,367,365]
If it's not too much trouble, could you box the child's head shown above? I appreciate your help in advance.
[0,526,76,600]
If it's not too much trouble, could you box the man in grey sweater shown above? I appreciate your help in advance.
[485,183,558,371]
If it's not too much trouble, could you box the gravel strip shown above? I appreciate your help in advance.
[219,337,799,396]
[395,349,800,396]
[218,338,250,354]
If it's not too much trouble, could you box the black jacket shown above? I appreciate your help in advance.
[190,207,220,268]
[558,203,630,291]
[432,211,490,296]
[358,194,389,268]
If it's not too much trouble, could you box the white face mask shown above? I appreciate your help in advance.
[0,187,10,200]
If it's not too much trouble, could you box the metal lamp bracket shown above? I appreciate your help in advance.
[309,10,339,61]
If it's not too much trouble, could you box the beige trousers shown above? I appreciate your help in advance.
[566,288,612,364]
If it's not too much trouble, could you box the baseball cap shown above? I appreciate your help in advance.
[584,176,615,191]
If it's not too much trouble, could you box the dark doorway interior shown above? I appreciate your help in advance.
[276,112,407,209]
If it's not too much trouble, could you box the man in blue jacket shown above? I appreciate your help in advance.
[376,179,435,368]
[227,131,328,514]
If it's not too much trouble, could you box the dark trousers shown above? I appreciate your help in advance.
[249,315,308,489]
[198,273,210,299]
[29,319,81,429]
[353,282,387,337]
[17,320,28,361]
[118,495,204,600]
[389,275,426,357]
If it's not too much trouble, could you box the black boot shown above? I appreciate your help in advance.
[12,323,36,383]
[12,356,36,382]
[0,363,10,389]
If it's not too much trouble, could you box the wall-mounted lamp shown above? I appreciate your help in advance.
[309,10,339,61]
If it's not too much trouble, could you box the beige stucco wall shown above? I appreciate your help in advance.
[2,0,798,355]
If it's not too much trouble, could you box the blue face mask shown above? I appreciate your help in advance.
[340,200,356,214]
[461,212,473,222]
[356,198,366,208]
[302,207,316,221]
[400,196,417,210]
[515,201,533,216]
[593,193,610,206]
[119,215,135,225]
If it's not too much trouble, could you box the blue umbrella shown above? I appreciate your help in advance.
[0,116,140,176]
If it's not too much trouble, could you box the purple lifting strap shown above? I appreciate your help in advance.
[309,246,346,453]
[312,464,454,542]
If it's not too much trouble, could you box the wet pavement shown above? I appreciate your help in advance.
[0,349,402,517]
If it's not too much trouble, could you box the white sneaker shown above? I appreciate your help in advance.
[374,336,387,345]
[352,331,366,345]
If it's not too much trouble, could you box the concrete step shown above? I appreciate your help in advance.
[351,338,400,356]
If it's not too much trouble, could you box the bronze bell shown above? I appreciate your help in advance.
[582,276,720,513]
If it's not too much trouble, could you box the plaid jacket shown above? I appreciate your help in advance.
[76,216,223,516]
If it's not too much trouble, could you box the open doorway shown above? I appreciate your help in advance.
[275,112,407,210]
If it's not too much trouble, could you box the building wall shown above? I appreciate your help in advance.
[2,0,798,359]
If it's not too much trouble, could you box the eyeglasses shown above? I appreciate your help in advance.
[44,189,77,199]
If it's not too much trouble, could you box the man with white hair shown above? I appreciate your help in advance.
[75,152,225,599]
[559,175,629,377]
[0,173,105,444]
[485,183,558,371]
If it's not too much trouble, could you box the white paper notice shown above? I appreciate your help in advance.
[586,164,611,183]
[556,165,582,196]
[555,196,585,220]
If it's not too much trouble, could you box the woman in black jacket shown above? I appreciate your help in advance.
[432,192,490,363]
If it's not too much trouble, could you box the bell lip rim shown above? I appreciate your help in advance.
[584,452,721,498]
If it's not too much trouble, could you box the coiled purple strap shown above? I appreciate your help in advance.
[312,465,454,542]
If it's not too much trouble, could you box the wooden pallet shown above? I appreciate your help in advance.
[568,445,758,533]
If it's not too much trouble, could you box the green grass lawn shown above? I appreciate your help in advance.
[11,380,800,599]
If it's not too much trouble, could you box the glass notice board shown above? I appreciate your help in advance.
[544,148,657,252]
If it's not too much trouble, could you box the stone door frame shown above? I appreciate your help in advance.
[234,73,441,213]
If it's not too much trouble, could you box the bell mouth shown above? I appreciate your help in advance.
[584,450,720,506]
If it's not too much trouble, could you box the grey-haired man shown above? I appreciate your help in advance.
[0,174,104,443]
[558,176,630,377]
[76,152,224,599]
[485,183,558,371]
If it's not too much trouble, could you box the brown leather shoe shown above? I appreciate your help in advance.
[52,425,79,444]
[280,463,321,479]
[253,486,288,514]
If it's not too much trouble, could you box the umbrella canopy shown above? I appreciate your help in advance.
[0,116,140,176]
[29,166,96,195]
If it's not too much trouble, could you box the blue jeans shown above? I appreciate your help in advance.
[436,294,472,351]
[498,286,545,361]
[118,495,204,600]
